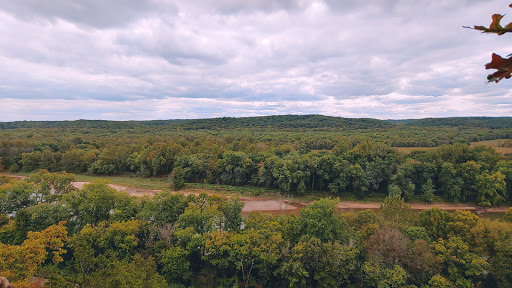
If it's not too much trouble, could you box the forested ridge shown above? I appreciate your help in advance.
[395,117,512,129]
[0,115,390,130]
[1,115,512,206]
[1,171,512,287]
[2,115,512,130]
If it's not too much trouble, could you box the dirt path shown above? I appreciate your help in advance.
[2,174,510,214]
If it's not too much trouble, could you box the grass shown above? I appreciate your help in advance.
[393,147,436,154]
[394,139,512,155]
[470,139,512,155]
[72,174,170,190]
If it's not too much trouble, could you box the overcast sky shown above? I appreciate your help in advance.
[0,0,511,121]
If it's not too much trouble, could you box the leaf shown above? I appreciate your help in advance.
[474,14,512,35]
[485,53,512,83]
[490,14,504,31]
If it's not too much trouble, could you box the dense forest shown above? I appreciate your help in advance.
[2,116,512,287]
[1,171,512,287]
[1,115,511,206]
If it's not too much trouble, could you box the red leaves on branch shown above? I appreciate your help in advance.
[485,53,512,83]
[473,14,512,35]
[466,3,512,83]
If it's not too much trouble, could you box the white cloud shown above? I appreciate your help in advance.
[0,0,511,120]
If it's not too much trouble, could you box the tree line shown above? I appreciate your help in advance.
[2,140,512,206]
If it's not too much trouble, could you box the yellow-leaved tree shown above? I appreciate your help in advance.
[0,221,68,288]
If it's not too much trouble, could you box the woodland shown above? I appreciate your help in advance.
[1,116,512,205]
[1,115,512,287]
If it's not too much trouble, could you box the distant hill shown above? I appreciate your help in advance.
[0,115,392,130]
[1,115,511,130]
[393,117,512,129]
[175,115,392,130]
[0,119,186,130]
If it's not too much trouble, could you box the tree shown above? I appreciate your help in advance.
[177,200,223,235]
[404,239,443,285]
[421,178,436,203]
[14,203,70,240]
[294,198,348,243]
[0,179,40,215]
[416,208,478,241]
[424,275,455,288]
[169,166,185,191]
[84,254,167,288]
[467,3,512,82]
[160,246,192,283]
[64,180,139,230]
[380,195,414,227]
[20,151,41,172]
[431,236,489,286]
[505,207,512,223]
[0,222,68,287]
[60,148,86,173]
[279,236,358,288]
[366,226,409,269]
[139,191,189,226]
[39,149,57,171]
[204,228,283,288]
[220,197,244,231]
[470,218,512,286]
[438,163,462,202]
[362,262,408,288]
[28,170,76,202]
[70,220,144,284]
[474,171,506,207]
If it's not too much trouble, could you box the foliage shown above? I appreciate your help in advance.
[64,180,140,231]
[1,113,512,286]
[160,246,192,283]
[279,236,358,288]
[1,115,512,207]
[505,207,512,222]
[468,3,512,82]
[380,195,414,227]
[0,170,511,287]
[0,222,67,287]
[139,191,189,226]
[294,198,348,243]
[169,166,185,190]
[84,254,167,288]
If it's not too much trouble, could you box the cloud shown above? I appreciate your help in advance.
[1,91,511,122]
[0,0,511,120]
[0,0,172,28]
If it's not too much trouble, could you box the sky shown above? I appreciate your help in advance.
[1,0,512,121]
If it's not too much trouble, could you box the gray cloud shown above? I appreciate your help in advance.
[0,0,511,120]
[0,0,171,27]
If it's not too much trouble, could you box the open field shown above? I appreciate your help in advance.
[394,139,512,155]
[470,139,512,154]
[393,146,436,154]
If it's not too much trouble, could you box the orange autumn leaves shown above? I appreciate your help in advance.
[474,12,512,35]
[470,4,512,83]
[0,222,68,288]
[484,53,512,83]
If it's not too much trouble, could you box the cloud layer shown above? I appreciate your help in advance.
[0,0,511,120]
